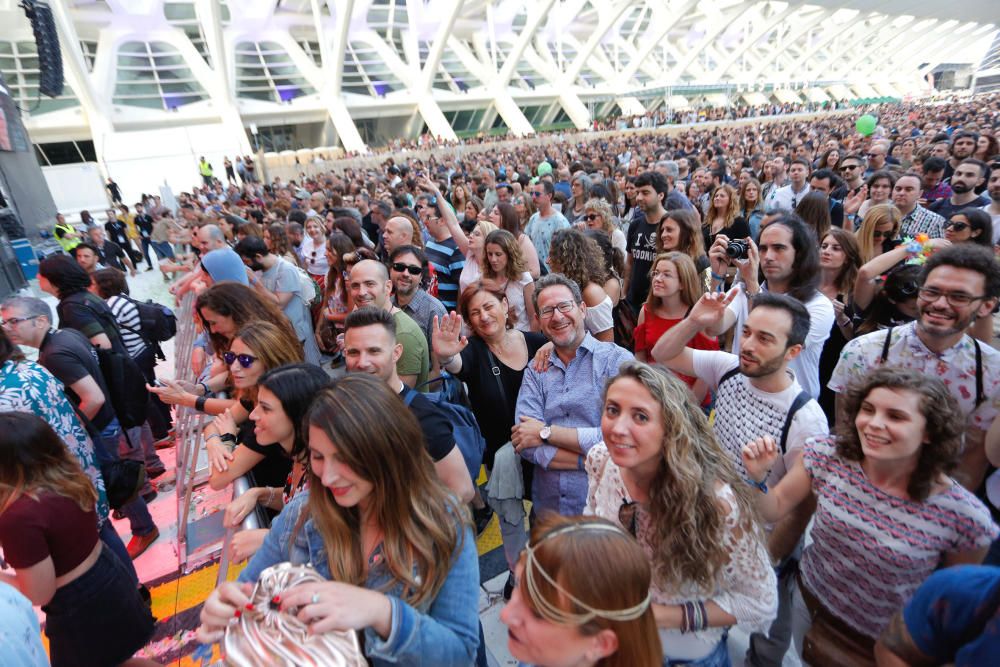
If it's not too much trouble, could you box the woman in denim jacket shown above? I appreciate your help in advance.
[198,374,480,665]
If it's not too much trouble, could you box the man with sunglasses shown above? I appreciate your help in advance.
[390,245,446,351]
[513,274,633,517]
[829,244,1000,492]
[837,155,865,197]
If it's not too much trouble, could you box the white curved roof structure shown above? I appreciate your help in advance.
[0,0,995,156]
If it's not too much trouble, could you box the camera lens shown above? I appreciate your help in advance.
[726,240,749,259]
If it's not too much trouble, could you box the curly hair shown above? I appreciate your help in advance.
[583,198,616,235]
[835,367,962,501]
[549,228,608,289]
[483,229,526,281]
[265,223,294,259]
[605,362,760,593]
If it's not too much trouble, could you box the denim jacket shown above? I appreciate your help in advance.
[239,493,480,665]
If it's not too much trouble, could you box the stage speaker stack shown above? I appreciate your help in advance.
[21,1,63,98]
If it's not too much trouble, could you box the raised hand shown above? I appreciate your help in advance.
[431,312,468,360]
[844,184,867,216]
[741,435,779,484]
[736,237,760,290]
[688,288,739,329]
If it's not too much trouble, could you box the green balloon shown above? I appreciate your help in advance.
[856,114,877,136]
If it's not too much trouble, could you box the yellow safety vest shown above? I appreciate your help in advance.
[199,161,213,177]
[54,222,80,252]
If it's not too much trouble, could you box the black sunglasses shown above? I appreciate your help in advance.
[944,221,969,231]
[391,262,423,276]
[583,213,601,221]
[223,352,257,368]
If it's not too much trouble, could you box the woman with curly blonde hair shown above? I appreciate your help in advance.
[548,228,614,342]
[743,367,996,664]
[582,198,626,255]
[586,361,777,665]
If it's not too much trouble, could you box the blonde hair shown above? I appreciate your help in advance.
[704,184,740,230]
[605,362,760,593]
[583,198,616,234]
[645,252,703,310]
[304,375,467,606]
[856,204,901,262]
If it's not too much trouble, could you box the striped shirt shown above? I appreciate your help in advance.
[799,437,997,639]
[107,295,147,358]
[899,205,945,239]
[424,236,465,310]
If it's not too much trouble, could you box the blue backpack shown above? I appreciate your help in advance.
[403,373,485,484]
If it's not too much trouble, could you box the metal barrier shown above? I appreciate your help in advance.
[172,292,262,574]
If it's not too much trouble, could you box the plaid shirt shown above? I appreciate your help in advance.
[900,205,945,238]
[922,181,953,202]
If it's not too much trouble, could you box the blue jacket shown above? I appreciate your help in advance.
[239,493,480,665]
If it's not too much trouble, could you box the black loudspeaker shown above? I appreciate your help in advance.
[21,1,63,98]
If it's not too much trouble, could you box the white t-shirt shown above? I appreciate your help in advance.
[726,284,834,400]
[692,350,829,487]
[979,204,1000,245]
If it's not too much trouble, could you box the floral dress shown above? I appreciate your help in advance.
[0,360,110,523]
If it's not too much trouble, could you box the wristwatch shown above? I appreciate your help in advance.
[539,425,551,442]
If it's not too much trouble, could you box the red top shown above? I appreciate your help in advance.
[0,491,98,576]
[634,305,720,399]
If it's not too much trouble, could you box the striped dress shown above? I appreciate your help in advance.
[799,436,997,639]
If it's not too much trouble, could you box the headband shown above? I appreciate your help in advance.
[522,522,651,626]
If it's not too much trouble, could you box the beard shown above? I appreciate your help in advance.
[950,181,972,195]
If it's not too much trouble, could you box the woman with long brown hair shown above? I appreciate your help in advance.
[198,374,480,665]
[494,201,541,279]
[483,229,536,331]
[587,361,777,665]
[817,227,863,423]
[0,412,155,667]
[500,515,662,667]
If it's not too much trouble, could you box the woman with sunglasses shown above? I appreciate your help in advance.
[581,198,627,256]
[500,515,662,667]
[149,283,299,416]
[202,321,305,485]
[197,374,480,665]
[222,363,331,563]
[742,368,996,664]
[944,209,993,247]
[586,361,777,666]
[854,207,950,313]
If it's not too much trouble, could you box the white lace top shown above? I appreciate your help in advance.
[585,443,777,661]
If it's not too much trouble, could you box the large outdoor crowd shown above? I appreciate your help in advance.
[2,95,1000,667]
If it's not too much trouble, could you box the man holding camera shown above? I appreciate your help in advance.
[700,214,834,398]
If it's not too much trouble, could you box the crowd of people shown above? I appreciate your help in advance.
[2,95,1000,667]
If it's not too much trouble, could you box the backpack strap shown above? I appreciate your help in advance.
[401,385,417,407]
[718,365,741,391]
[879,327,894,364]
[779,391,811,454]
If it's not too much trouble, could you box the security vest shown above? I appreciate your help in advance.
[199,160,213,177]
[54,222,80,252]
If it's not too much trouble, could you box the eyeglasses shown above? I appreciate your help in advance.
[0,315,38,328]
[538,300,577,319]
[944,221,969,232]
[222,352,258,368]
[866,153,880,158]
[839,164,859,171]
[391,262,423,276]
[917,286,986,307]
[530,191,544,198]
[872,230,893,240]
[583,214,601,221]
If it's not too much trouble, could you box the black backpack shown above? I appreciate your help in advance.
[119,295,177,360]
[80,300,150,429]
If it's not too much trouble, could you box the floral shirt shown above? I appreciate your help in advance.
[0,360,109,522]
[828,322,1000,433]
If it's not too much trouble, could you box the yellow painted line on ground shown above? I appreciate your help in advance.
[149,560,247,619]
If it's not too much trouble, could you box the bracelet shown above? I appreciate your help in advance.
[198,381,209,396]
[837,318,852,327]
[219,433,237,445]
[438,354,456,366]
[205,433,221,442]
[748,478,769,494]
[265,487,276,507]
[577,454,584,470]
[695,601,708,632]
[195,395,207,412]
[710,270,726,281]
